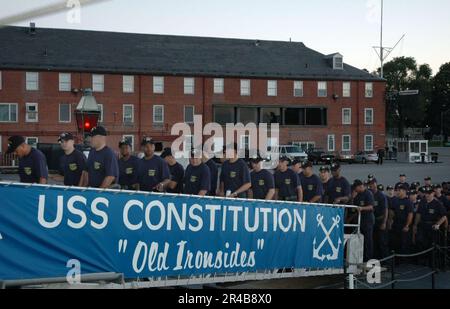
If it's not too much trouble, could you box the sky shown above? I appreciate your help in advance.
[1,0,449,75]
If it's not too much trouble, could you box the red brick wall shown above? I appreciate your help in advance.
[0,70,385,153]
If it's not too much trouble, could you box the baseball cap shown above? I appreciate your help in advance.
[353,179,364,187]
[368,178,378,184]
[368,174,375,180]
[141,137,155,146]
[408,190,418,195]
[279,156,291,163]
[424,176,432,181]
[58,132,74,143]
[6,135,25,154]
[319,166,330,173]
[396,183,408,191]
[302,161,313,168]
[386,186,394,191]
[330,162,341,171]
[399,174,406,177]
[291,159,303,166]
[423,186,434,194]
[160,147,173,158]
[377,184,385,191]
[89,126,107,137]
[119,139,132,148]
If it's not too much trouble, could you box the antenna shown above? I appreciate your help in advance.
[372,0,405,78]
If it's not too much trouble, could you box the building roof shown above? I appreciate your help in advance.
[0,26,383,81]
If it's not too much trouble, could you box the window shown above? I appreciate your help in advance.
[184,106,195,124]
[26,137,39,149]
[213,137,224,153]
[26,103,38,122]
[267,80,277,96]
[123,135,135,151]
[318,81,327,97]
[364,135,374,152]
[240,80,251,96]
[365,82,373,98]
[334,56,343,70]
[153,76,164,94]
[0,103,18,122]
[97,104,104,123]
[294,81,304,97]
[240,135,250,152]
[184,78,195,95]
[153,105,164,123]
[214,106,235,125]
[213,78,224,94]
[328,135,336,152]
[0,71,2,90]
[123,75,134,93]
[284,108,305,126]
[237,107,258,124]
[293,142,316,152]
[26,72,39,91]
[343,82,351,97]
[261,107,281,124]
[59,103,71,123]
[342,108,352,125]
[0,136,2,153]
[305,108,327,126]
[59,73,71,92]
[123,104,134,123]
[183,135,194,153]
[365,108,374,125]
[92,74,104,92]
[342,135,351,152]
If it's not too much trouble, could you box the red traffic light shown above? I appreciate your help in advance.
[84,121,91,130]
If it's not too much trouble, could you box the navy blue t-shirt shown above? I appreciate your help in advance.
[19,148,48,184]
[60,149,86,186]
[184,163,211,195]
[167,162,185,194]
[371,190,387,225]
[205,159,219,196]
[250,169,275,200]
[353,190,375,226]
[322,179,331,203]
[299,173,323,202]
[327,176,351,203]
[86,146,119,188]
[220,159,251,198]
[118,155,141,189]
[418,199,446,226]
[390,197,414,231]
[138,155,170,192]
[274,169,301,201]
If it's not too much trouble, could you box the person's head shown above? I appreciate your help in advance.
[424,177,432,186]
[368,178,378,192]
[433,184,442,196]
[408,190,418,202]
[224,143,238,161]
[278,157,290,171]
[250,156,264,171]
[424,186,435,202]
[397,184,408,198]
[189,149,202,166]
[161,147,176,165]
[291,160,303,174]
[446,191,450,201]
[399,174,406,183]
[330,162,341,178]
[119,139,132,158]
[302,161,313,176]
[386,186,395,198]
[58,133,75,153]
[353,180,365,193]
[141,137,155,157]
[6,135,30,158]
[89,126,107,150]
[319,166,330,182]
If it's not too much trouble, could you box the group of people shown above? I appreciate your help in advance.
[5,126,450,263]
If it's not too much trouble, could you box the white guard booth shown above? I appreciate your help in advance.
[396,139,429,163]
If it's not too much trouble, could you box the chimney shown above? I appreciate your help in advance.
[29,22,36,35]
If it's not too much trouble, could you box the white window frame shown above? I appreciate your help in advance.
[123,75,134,93]
[59,103,71,123]
[26,72,39,91]
[342,108,352,125]
[59,73,71,92]
[25,102,38,122]
[92,74,104,92]
[318,81,327,97]
[342,135,351,152]
[365,82,373,98]
[122,135,135,151]
[123,104,134,123]
[364,135,374,152]
[184,77,195,95]
[365,108,374,125]
[153,105,164,123]
[343,82,351,98]
[240,79,251,96]
[213,137,224,153]
[0,135,2,153]
[267,80,277,97]
[327,135,336,152]
[184,105,195,124]
[183,135,193,153]
[0,71,3,90]
[26,137,39,149]
[333,56,344,70]
[213,78,224,94]
[153,76,164,94]
[240,135,251,152]
[0,103,18,123]
[294,81,304,97]
[97,104,104,123]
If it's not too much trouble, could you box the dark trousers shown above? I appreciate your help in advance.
[361,224,374,261]
[390,229,411,254]
[374,226,389,259]
[378,157,384,165]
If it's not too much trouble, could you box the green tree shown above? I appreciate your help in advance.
[428,62,450,140]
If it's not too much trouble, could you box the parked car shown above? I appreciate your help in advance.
[354,151,379,164]
[306,148,336,165]
[278,145,308,161]
[337,151,355,164]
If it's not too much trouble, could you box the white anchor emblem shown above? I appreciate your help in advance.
[313,214,342,261]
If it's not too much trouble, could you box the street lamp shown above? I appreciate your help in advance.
[74,88,101,149]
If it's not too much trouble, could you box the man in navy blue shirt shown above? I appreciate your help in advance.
[161,147,185,194]
[327,163,351,205]
[83,126,119,188]
[249,155,275,200]
[58,132,86,186]
[368,178,389,259]
[203,152,219,196]
[389,184,414,254]
[299,161,323,203]
[218,143,251,198]
[138,137,170,192]
[7,135,48,184]
[184,150,211,196]
[319,166,331,203]
[118,139,140,190]
[395,174,410,191]
[274,157,303,202]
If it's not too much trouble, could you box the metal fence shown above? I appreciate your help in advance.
[0,153,18,168]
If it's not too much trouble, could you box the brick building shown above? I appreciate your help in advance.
[0,25,385,155]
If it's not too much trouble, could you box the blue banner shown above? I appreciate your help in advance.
[0,183,344,281]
